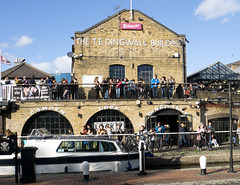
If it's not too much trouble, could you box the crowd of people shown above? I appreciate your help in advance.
[74,121,232,153]
[4,75,240,100]
[94,75,190,100]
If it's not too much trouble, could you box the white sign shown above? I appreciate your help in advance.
[82,75,103,87]
[147,105,187,116]
[77,38,180,47]
[99,106,120,111]
[30,107,65,115]
[94,121,125,132]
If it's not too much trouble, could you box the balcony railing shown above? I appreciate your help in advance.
[0,83,200,101]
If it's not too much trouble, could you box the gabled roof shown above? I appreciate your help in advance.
[1,62,53,80]
[187,61,240,82]
[226,60,240,68]
[232,66,240,73]
[75,9,185,37]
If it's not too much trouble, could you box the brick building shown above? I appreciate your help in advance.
[72,9,187,86]
[1,10,239,144]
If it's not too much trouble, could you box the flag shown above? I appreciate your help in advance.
[0,56,11,65]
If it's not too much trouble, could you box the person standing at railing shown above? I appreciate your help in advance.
[129,79,137,99]
[206,122,215,150]
[4,77,11,85]
[148,128,155,153]
[68,129,74,135]
[179,123,187,148]
[197,123,207,151]
[62,79,70,99]
[116,124,123,142]
[45,76,53,100]
[164,124,172,149]
[115,79,122,99]
[101,78,109,99]
[122,77,129,99]
[142,81,149,99]
[80,126,88,135]
[108,78,115,99]
[168,76,175,99]
[28,75,36,85]
[73,78,79,99]
[151,75,159,99]
[155,122,165,151]
[22,76,28,85]
[51,79,58,100]
[232,120,238,146]
[94,76,100,99]
[176,84,184,98]
[138,79,144,98]
[138,125,148,141]
[160,76,167,98]
[106,125,112,137]
[14,77,22,85]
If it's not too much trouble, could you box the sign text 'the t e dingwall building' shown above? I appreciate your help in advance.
[72,9,187,85]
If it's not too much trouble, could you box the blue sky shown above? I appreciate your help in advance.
[1,0,240,75]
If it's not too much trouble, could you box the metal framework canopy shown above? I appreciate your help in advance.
[187,61,240,83]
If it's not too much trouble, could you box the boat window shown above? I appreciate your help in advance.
[57,141,75,152]
[99,142,117,152]
[57,141,99,152]
[75,141,99,152]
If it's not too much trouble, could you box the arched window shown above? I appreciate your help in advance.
[109,65,125,80]
[22,111,72,136]
[137,65,153,84]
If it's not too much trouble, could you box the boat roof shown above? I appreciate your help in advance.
[28,134,118,142]
[27,128,118,142]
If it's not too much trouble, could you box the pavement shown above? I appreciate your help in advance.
[2,166,240,185]
[1,147,240,185]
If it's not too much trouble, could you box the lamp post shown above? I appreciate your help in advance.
[228,82,235,173]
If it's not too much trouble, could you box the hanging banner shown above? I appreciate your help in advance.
[12,87,22,100]
[12,85,50,100]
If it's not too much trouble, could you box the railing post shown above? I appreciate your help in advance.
[228,82,235,173]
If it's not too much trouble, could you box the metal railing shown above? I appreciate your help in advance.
[17,131,238,153]
[1,83,198,101]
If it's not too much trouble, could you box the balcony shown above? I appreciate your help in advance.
[1,82,240,102]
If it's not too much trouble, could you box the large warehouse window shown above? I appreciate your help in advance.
[209,118,237,144]
[22,111,73,136]
[138,65,153,84]
[109,65,125,80]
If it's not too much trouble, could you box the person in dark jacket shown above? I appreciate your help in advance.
[206,122,215,150]
[28,75,36,85]
[176,84,184,98]
[179,123,187,148]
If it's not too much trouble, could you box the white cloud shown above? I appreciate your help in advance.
[32,55,71,73]
[14,35,34,47]
[0,42,10,49]
[195,0,240,20]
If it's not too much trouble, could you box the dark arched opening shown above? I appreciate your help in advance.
[147,109,192,146]
[86,110,134,134]
[22,111,73,136]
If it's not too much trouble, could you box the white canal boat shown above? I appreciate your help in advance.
[0,129,140,175]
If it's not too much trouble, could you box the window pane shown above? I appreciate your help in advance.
[109,65,125,80]
[138,65,153,84]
